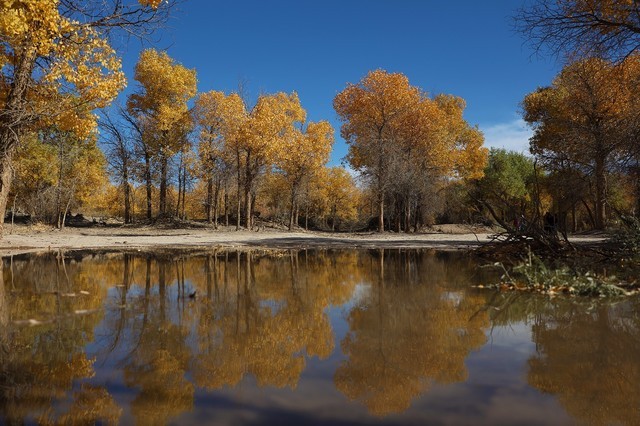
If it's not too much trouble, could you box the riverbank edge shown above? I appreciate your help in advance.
[0,223,608,257]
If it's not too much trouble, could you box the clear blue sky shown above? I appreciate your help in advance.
[117,0,559,165]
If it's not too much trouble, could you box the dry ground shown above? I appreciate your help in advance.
[0,223,606,256]
[0,223,492,255]
[0,225,504,255]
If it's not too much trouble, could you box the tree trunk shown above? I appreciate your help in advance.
[414,194,422,231]
[594,156,606,229]
[0,149,16,234]
[378,190,385,233]
[244,154,253,229]
[394,196,401,233]
[288,187,296,231]
[236,151,242,231]
[124,181,131,224]
[0,48,37,233]
[581,198,597,229]
[206,177,213,223]
[56,139,64,229]
[144,150,152,220]
[61,196,72,230]
[244,189,252,230]
[224,187,229,226]
[159,154,168,217]
[250,190,257,229]
[213,180,220,230]
[180,166,186,219]
[175,159,182,218]
[405,200,411,233]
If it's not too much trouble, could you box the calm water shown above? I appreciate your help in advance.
[0,249,638,425]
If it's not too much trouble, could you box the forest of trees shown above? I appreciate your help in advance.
[3,0,640,233]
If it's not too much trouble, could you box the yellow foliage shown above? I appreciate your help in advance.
[0,1,126,138]
[138,0,163,8]
[275,120,335,215]
[128,48,197,135]
[12,130,109,216]
[334,69,487,182]
[322,166,360,223]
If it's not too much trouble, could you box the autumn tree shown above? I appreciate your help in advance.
[127,49,197,218]
[224,92,305,229]
[193,90,245,226]
[0,0,174,232]
[322,166,360,231]
[275,121,334,230]
[516,0,640,61]
[12,128,108,226]
[334,70,487,232]
[522,56,640,229]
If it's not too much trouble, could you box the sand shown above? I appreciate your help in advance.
[0,223,606,256]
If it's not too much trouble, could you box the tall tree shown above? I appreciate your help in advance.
[231,92,305,229]
[275,121,334,230]
[0,0,173,233]
[193,91,245,226]
[334,70,419,232]
[127,49,197,218]
[522,56,640,229]
[334,70,487,232]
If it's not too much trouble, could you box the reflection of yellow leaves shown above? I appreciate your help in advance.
[58,385,122,426]
[128,349,194,425]
[334,251,489,416]
[528,305,640,425]
[192,251,359,390]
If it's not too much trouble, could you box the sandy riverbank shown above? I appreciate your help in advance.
[0,223,606,256]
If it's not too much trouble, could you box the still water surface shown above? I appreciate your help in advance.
[0,249,638,425]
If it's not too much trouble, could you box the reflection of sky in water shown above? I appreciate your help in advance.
[2,250,638,425]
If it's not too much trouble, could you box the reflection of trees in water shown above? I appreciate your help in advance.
[0,249,486,423]
[100,250,362,421]
[0,252,119,425]
[122,259,194,425]
[334,249,489,416]
[192,250,360,390]
[528,301,640,425]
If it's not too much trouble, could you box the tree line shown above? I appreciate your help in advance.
[3,0,640,233]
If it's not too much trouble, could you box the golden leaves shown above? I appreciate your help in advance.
[334,69,487,181]
[522,55,640,159]
[0,0,61,54]
[129,49,197,132]
[0,0,127,139]
[138,0,164,9]
[276,120,334,181]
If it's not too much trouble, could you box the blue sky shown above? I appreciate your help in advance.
[117,0,560,165]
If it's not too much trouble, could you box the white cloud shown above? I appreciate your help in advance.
[481,119,533,154]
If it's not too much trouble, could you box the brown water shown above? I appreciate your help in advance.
[0,249,638,425]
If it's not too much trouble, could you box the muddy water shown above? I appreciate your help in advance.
[0,249,638,425]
